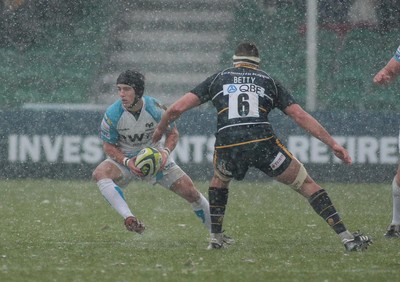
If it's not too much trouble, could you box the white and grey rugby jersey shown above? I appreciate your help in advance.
[100,96,167,157]
[395,45,400,62]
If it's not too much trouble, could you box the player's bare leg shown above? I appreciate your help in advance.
[275,159,372,251]
[385,164,400,237]
[170,175,212,231]
[93,160,143,233]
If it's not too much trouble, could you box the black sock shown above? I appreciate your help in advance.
[208,187,229,234]
[308,189,347,234]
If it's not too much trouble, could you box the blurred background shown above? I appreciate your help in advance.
[1,0,399,109]
[1,0,399,181]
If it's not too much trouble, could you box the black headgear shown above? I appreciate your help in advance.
[116,70,145,98]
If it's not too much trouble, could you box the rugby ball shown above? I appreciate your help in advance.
[134,147,162,176]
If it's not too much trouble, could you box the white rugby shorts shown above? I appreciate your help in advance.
[104,157,186,189]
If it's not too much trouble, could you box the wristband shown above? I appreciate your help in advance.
[123,157,130,167]
[163,148,171,156]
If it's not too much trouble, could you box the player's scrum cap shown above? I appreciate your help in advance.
[233,42,260,67]
[116,70,145,96]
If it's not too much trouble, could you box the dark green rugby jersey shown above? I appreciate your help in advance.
[190,66,297,147]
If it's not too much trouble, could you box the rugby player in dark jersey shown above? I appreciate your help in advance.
[153,42,372,251]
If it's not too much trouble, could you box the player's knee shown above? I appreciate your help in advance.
[92,168,101,182]
[93,161,118,183]
[394,173,400,187]
[392,177,400,197]
[288,163,308,191]
[92,166,113,183]
[213,169,231,184]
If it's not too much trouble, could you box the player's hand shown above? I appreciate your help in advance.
[159,149,169,170]
[332,144,352,165]
[152,128,163,144]
[127,157,144,177]
[373,70,392,85]
[124,216,145,234]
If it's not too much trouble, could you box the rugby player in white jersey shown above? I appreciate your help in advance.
[92,70,233,245]
[374,45,400,237]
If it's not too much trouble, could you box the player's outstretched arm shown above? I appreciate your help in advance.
[158,126,179,169]
[284,104,352,165]
[373,57,400,85]
[152,92,201,143]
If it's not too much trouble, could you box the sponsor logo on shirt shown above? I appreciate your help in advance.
[101,131,110,139]
[270,152,286,170]
[101,119,110,131]
[227,85,237,93]
[104,114,113,126]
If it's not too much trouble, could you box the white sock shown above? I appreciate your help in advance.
[191,193,211,232]
[97,178,133,219]
[339,230,354,243]
[391,178,400,225]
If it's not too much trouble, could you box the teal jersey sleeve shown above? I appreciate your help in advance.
[143,96,176,129]
[100,100,124,144]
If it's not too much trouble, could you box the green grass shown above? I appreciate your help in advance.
[0,179,398,282]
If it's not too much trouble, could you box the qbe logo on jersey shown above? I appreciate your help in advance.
[223,83,265,119]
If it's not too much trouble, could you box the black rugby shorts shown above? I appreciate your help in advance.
[214,137,293,181]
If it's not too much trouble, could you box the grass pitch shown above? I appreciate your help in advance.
[0,179,399,282]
